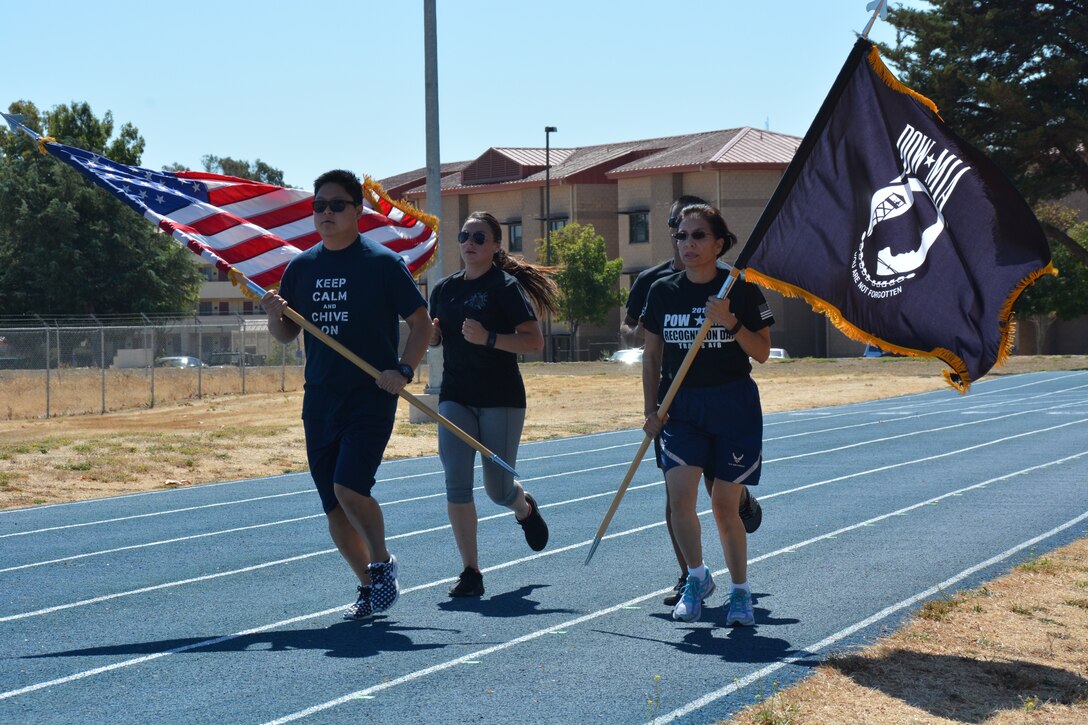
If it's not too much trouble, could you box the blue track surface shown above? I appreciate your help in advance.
[2,371,1087,723]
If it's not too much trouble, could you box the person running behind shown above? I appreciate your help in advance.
[641,203,775,626]
[261,169,431,620]
[429,211,558,597]
[622,195,762,608]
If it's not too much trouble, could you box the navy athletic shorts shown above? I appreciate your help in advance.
[659,377,763,486]
[303,412,394,513]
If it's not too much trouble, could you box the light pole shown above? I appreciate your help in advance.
[544,125,557,361]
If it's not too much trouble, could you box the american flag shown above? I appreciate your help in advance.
[37,138,437,289]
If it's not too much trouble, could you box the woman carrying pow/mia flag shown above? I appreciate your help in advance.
[642,203,775,627]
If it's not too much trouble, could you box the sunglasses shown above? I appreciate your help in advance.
[457,230,489,244]
[672,230,713,242]
[667,216,681,229]
[311,199,356,213]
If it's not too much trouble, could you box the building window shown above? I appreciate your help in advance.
[199,301,212,316]
[218,301,230,316]
[549,218,567,233]
[508,222,523,252]
[630,213,649,244]
[243,300,254,315]
[217,268,229,282]
[200,266,217,282]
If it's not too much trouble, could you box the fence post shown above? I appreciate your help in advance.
[196,316,203,399]
[280,341,286,392]
[43,322,50,418]
[94,316,105,414]
[146,315,156,409]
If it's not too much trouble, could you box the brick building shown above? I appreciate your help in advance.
[385,127,859,361]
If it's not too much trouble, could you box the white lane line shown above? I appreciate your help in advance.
[762,418,1088,500]
[761,371,1086,427]
[768,397,1088,463]
[0,456,653,573]
[765,382,1088,445]
[0,476,660,623]
[0,490,315,540]
[1,442,641,539]
[261,451,1088,724]
[7,409,1086,576]
[5,449,1082,706]
[653,507,1088,723]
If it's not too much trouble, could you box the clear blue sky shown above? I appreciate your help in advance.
[2,1,927,189]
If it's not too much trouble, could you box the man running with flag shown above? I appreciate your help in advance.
[261,169,431,621]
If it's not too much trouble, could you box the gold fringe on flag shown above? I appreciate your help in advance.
[866,47,941,118]
[362,176,440,278]
[748,262,1058,394]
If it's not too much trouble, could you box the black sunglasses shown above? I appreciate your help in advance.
[457,230,489,244]
[667,216,681,229]
[311,199,356,213]
[672,230,712,242]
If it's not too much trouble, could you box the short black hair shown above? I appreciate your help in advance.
[313,169,363,206]
[673,194,708,209]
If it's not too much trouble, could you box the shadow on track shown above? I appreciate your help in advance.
[25,620,457,660]
[437,584,578,618]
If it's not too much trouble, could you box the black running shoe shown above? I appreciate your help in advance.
[448,566,484,597]
[517,493,549,551]
[663,573,687,606]
[739,487,762,534]
[343,585,373,620]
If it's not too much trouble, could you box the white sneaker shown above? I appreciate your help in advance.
[672,571,716,622]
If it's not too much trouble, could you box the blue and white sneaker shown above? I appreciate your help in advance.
[368,553,400,613]
[672,571,716,622]
[725,588,755,626]
[343,585,373,620]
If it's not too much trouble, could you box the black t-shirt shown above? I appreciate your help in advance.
[278,236,426,420]
[429,266,537,408]
[625,259,680,325]
[642,267,774,389]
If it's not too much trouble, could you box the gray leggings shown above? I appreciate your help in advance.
[438,401,525,506]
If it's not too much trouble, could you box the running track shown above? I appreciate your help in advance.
[2,371,1086,723]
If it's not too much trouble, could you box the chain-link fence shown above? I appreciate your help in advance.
[0,315,306,419]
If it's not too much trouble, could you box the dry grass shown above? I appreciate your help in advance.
[728,540,1088,724]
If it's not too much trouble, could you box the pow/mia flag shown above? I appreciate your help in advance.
[743,38,1054,391]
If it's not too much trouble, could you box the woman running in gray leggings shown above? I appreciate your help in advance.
[428,211,559,597]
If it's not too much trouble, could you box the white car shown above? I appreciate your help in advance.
[608,348,644,364]
[768,347,790,359]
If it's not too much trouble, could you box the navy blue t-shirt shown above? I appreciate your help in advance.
[642,267,774,389]
[429,266,537,408]
[277,236,426,420]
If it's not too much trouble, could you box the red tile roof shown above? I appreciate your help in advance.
[384,127,801,198]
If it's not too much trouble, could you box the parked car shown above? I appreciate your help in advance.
[208,352,263,367]
[768,347,790,360]
[608,348,644,364]
[862,343,901,358]
[155,356,207,368]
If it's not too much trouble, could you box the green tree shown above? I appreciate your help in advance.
[0,100,201,316]
[538,223,626,361]
[1015,205,1088,352]
[880,1,1088,267]
[201,154,285,186]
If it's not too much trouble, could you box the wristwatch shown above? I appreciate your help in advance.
[397,363,414,383]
